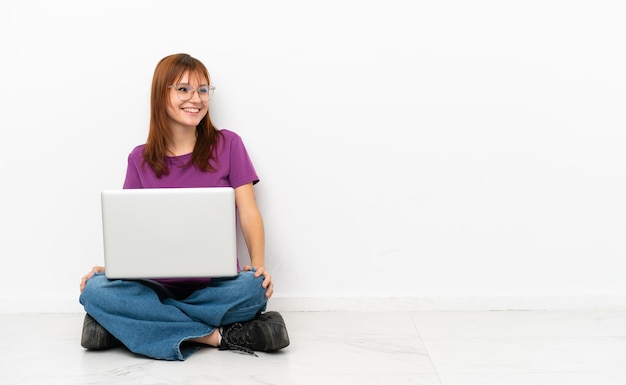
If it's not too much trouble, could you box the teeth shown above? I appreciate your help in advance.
[183,108,200,113]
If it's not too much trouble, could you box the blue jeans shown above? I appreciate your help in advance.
[79,271,267,360]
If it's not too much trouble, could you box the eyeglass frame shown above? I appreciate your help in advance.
[168,83,216,101]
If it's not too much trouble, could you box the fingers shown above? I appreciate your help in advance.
[253,266,265,278]
[258,268,273,299]
[79,266,105,293]
[265,280,274,299]
[244,265,274,299]
[252,267,270,286]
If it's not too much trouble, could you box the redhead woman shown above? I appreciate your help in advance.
[79,53,289,361]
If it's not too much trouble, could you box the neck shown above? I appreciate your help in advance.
[168,126,197,156]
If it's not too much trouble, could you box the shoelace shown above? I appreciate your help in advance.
[220,324,259,357]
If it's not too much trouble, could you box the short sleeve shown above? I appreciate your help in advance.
[226,132,259,188]
[123,146,145,189]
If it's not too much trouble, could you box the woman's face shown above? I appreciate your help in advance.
[166,71,209,131]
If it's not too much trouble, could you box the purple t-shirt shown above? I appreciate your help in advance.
[122,129,259,298]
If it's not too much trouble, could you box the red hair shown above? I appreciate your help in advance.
[143,53,222,178]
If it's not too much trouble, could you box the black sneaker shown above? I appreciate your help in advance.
[219,311,290,356]
[80,313,122,350]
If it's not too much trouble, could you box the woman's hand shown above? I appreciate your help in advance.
[80,266,105,292]
[243,265,274,299]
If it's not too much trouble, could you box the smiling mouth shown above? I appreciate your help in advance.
[182,107,201,113]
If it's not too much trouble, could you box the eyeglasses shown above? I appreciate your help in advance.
[168,84,215,101]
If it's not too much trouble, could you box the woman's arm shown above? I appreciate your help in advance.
[235,183,273,298]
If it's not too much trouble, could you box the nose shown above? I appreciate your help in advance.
[189,90,202,102]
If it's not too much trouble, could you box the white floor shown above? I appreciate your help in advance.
[2,310,626,384]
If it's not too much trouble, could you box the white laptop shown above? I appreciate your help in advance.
[101,187,238,279]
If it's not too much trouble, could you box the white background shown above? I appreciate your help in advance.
[1,0,625,312]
